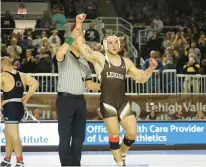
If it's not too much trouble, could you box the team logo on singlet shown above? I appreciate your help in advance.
[16,81,22,87]
[106,72,124,80]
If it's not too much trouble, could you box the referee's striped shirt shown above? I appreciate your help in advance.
[57,51,92,95]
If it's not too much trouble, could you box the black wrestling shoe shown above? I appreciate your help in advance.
[0,159,11,167]
[15,161,24,167]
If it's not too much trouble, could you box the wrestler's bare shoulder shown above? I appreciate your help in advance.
[122,57,133,71]
[1,72,9,80]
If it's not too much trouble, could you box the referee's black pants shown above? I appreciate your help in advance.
[56,93,87,166]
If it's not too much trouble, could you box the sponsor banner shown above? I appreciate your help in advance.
[15,95,206,120]
[0,122,206,146]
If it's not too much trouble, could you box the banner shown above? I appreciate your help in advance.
[0,122,206,146]
[20,95,206,120]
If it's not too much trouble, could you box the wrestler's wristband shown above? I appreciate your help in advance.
[65,37,75,46]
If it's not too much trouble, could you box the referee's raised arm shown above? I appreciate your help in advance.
[56,28,81,62]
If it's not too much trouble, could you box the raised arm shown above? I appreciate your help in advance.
[126,58,157,83]
[56,43,71,62]
[56,28,80,62]
[76,36,104,64]
[73,14,105,65]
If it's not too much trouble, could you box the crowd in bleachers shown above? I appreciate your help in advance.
[50,0,98,19]
[1,0,206,121]
[114,0,205,27]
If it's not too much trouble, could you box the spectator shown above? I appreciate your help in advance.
[186,28,193,42]
[85,0,97,19]
[143,51,164,93]
[85,23,100,49]
[201,59,206,74]
[145,21,157,41]
[118,36,128,57]
[23,28,36,40]
[33,109,41,120]
[143,51,164,71]
[52,6,67,30]
[146,110,156,120]
[172,111,184,120]
[34,31,48,46]
[146,30,162,52]
[1,11,15,41]
[22,37,37,58]
[198,33,206,63]
[162,46,179,69]
[10,52,21,71]
[195,111,205,120]
[35,46,53,73]
[189,41,201,63]
[173,31,187,56]
[152,16,164,33]
[75,0,86,14]
[162,32,172,49]
[7,38,22,60]
[48,30,61,55]
[40,11,52,29]
[176,43,190,74]
[63,0,76,18]
[1,44,7,57]
[51,111,58,120]
[145,20,163,42]
[21,49,37,73]
[40,37,53,56]
[183,54,200,93]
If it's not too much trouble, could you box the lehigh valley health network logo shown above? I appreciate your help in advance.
[146,102,206,113]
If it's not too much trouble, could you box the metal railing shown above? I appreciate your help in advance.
[25,70,206,95]
[91,17,133,42]
[177,74,206,95]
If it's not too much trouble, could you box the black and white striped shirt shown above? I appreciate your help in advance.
[57,51,92,95]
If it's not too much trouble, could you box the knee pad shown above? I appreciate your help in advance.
[123,136,135,147]
[109,137,120,150]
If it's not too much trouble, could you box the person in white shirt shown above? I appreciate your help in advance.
[48,30,61,56]
[6,38,22,60]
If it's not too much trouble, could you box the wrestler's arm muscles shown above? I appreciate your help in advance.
[56,43,71,62]
[125,58,154,83]
[77,40,105,65]
[22,73,39,99]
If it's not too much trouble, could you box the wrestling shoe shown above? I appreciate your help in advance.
[0,159,11,167]
[15,161,24,167]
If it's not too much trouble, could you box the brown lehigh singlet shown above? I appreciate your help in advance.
[99,56,133,121]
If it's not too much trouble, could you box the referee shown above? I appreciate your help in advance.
[56,28,100,166]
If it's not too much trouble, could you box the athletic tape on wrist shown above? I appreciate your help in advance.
[65,37,75,46]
